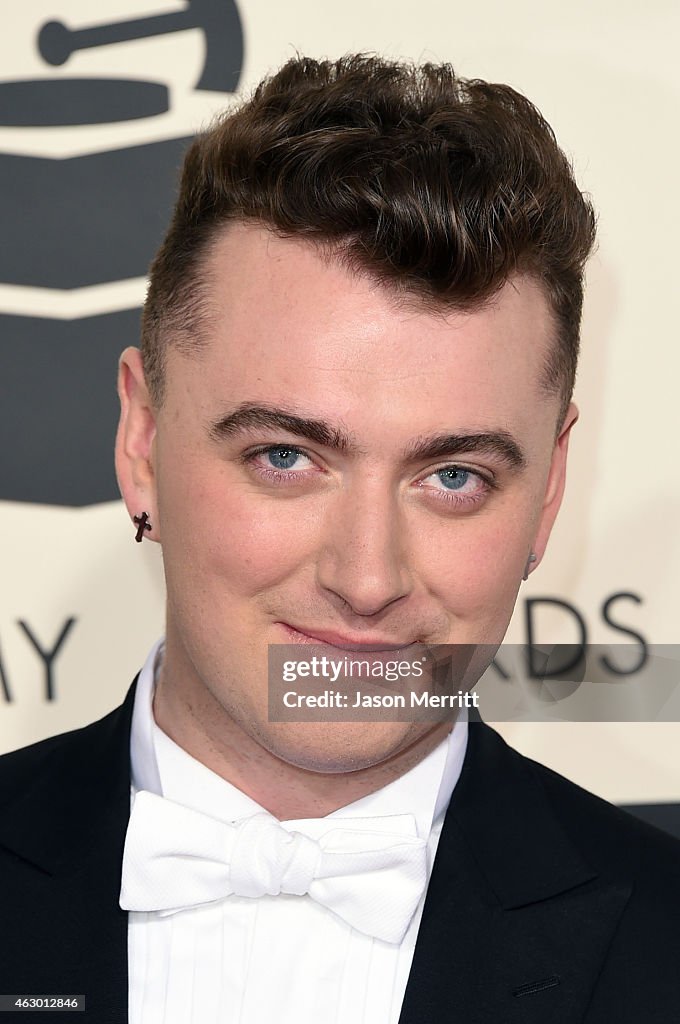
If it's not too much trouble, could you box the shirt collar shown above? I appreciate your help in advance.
[130,638,467,840]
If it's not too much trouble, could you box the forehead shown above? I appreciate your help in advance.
[166,222,558,441]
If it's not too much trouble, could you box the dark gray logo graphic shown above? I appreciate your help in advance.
[0,4,244,506]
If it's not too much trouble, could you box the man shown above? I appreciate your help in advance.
[1,54,678,1023]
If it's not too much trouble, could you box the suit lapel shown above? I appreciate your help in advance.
[398,721,631,1024]
[0,681,137,1023]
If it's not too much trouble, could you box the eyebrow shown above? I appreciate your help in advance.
[209,403,526,469]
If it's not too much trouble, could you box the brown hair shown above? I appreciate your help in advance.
[141,54,596,421]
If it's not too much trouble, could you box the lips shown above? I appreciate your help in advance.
[279,622,416,653]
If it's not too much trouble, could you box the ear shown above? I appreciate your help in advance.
[115,347,160,543]
[526,402,579,575]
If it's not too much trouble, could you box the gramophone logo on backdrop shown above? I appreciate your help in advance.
[0,3,244,506]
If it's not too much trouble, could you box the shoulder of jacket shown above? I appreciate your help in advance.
[0,703,125,805]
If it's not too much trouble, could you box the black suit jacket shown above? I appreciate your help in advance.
[1,680,679,1023]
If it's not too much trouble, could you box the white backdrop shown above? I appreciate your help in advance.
[1,1,678,808]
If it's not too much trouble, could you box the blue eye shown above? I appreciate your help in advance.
[243,445,315,481]
[436,468,470,491]
[266,447,302,470]
[420,465,491,507]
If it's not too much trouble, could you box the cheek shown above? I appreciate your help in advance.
[157,457,313,595]
[416,515,528,633]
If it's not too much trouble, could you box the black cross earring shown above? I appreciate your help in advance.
[133,512,152,542]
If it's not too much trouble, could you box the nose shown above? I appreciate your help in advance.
[315,474,412,616]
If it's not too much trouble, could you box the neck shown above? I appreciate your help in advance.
[152,638,453,820]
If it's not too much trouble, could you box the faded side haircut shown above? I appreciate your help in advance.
[141,54,596,421]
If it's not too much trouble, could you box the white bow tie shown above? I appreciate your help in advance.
[119,790,429,944]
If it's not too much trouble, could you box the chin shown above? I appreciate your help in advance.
[259,720,418,775]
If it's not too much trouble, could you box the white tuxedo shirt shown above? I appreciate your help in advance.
[125,640,468,1024]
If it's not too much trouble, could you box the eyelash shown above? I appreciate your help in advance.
[240,445,496,508]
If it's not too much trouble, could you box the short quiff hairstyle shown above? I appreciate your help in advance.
[141,54,596,421]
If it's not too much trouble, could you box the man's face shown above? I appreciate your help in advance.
[117,222,575,774]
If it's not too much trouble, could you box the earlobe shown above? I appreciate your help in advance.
[115,347,160,542]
